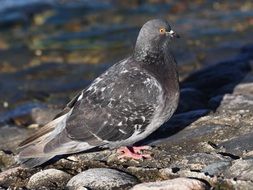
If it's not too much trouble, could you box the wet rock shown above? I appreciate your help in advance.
[66,168,138,190]
[224,159,253,181]
[131,177,209,190]
[27,169,72,189]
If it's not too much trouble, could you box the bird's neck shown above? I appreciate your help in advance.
[134,48,165,65]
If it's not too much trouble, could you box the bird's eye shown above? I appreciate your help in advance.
[159,28,166,34]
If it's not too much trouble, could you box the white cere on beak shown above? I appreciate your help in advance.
[169,30,175,35]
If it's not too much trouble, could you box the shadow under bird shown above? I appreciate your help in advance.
[18,19,180,168]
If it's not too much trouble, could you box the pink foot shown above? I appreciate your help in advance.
[117,146,151,160]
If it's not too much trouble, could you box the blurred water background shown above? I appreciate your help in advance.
[0,0,252,119]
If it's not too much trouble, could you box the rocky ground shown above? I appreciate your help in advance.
[0,0,253,190]
[0,44,252,189]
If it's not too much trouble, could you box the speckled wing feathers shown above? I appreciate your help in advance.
[64,58,161,144]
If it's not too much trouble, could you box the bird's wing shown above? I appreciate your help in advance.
[44,58,162,153]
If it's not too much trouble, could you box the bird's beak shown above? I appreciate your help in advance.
[166,30,180,39]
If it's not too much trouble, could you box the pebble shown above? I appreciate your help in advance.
[66,168,138,190]
[27,169,72,189]
[131,177,208,190]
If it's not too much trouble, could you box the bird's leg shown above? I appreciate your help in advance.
[117,146,151,159]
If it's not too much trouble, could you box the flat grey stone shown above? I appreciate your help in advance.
[67,168,138,190]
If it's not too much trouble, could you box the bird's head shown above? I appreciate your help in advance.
[134,19,179,61]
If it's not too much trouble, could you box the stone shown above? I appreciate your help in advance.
[219,132,253,157]
[182,153,231,171]
[0,150,16,171]
[149,109,210,144]
[0,125,32,151]
[131,177,209,190]
[202,161,230,176]
[176,88,207,113]
[27,169,72,189]
[181,59,250,97]
[224,159,253,181]
[177,170,217,187]
[0,102,59,126]
[66,168,138,190]
[216,94,253,113]
[223,179,253,190]
[0,166,30,188]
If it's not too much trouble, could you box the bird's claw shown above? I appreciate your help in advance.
[117,146,152,160]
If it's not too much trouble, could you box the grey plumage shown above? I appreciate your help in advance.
[18,19,180,168]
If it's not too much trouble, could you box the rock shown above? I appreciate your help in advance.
[224,159,253,181]
[182,153,231,171]
[202,161,230,176]
[177,170,217,187]
[0,167,21,183]
[232,77,253,96]
[27,169,72,189]
[208,95,223,110]
[181,58,250,97]
[127,166,161,182]
[0,124,32,151]
[12,106,60,126]
[0,150,16,171]
[219,132,253,157]
[131,177,209,190]
[159,168,180,179]
[0,166,31,188]
[224,179,253,190]
[0,102,56,126]
[66,168,138,190]
[216,94,253,113]
[148,109,210,144]
[176,88,207,113]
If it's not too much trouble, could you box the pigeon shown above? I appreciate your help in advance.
[18,19,180,168]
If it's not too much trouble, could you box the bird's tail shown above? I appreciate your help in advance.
[17,111,71,168]
[17,109,97,168]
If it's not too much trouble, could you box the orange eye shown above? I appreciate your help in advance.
[159,28,166,34]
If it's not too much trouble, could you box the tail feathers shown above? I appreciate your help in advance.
[17,109,100,168]
[17,111,72,168]
[19,143,48,158]
[19,111,71,149]
[18,156,54,168]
